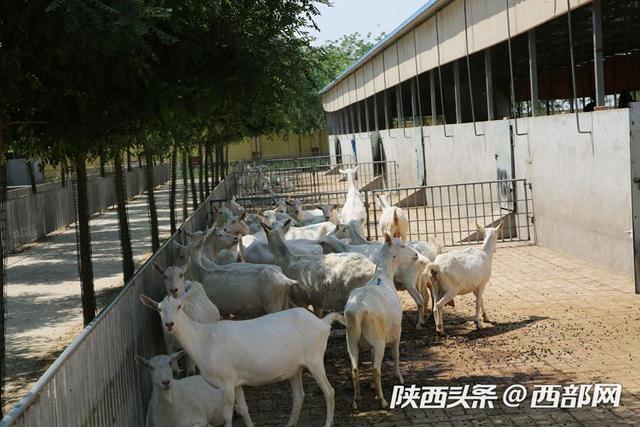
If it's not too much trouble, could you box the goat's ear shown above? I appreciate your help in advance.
[134,355,153,370]
[496,221,504,231]
[384,233,393,245]
[140,294,159,311]
[152,263,165,275]
[169,349,185,362]
[475,223,485,233]
[353,166,359,173]
[239,212,246,221]
[260,222,272,234]
[282,219,292,233]
[393,210,399,225]
[316,205,322,210]
[359,218,365,225]
[332,204,338,210]
[338,169,346,174]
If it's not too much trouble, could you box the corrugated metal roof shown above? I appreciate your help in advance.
[318,0,446,95]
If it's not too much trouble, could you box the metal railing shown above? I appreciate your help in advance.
[0,182,224,427]
[229,153,343,172]
[229,160,398,198]
[366,179,535,246]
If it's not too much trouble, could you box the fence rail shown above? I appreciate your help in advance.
[366,179,535,246]
[0,180,228,427]
[230,160,397,197]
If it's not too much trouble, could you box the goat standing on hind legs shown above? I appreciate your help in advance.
[426,222,503,336]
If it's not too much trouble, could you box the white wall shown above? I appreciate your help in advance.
[512,109,633,276]
[352,132,374,164]
[379,127,424,187]
[423,121,509,185]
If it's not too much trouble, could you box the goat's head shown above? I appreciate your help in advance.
[154,263,188,297]
[476,221,503,251]
[317,204,339,221]
[382,233,422,266]
[224,212,249,236]
[211,227,239,250]
[134,351,184,391]
[140,292,190,334]
[377,192,391,210]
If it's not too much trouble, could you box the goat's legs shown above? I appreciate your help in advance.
[234,386,254,427]
[391,337,404,384]
[371,339,388,408]
[220,384,236,427]
[286,369,305,427]
[434,289,457,335]
[403,282,426,330]
[306,361,335,427]
[474,289,483,329]
[346,326,362,410]
[480,287,490,323]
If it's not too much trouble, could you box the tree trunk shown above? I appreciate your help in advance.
[169,144,177,235]
[0,119,6,416]
[188,152,198,210]
[99,154,106,177]
[214,145,220,185]
[113,150,134,282]
[138,154,143,168]
[126,149,132,171]
[26,160,37,193]
[75,153,96,326]
[60,160,66,187]
[144,145,160,252]
[181,149,188,221]
[209,145,218,187]
[204,143,211,197]
[198,143,204,203]
[222,144,228,179]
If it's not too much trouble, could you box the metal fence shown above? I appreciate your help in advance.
[0,181,227,427]
[5,165,170,252]
[230,160,398,197]
[366,179,535,246]
[229,153,347,173]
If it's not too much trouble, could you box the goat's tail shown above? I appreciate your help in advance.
[426,262,440,290]
[322,312,346,327]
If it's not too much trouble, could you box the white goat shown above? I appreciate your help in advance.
[280,220,336,241]
[238,234,323,265]
[426,222,502,335]
[140,295,342,427]
[337,219,369,244]
[263,221,375,316]
[185,227,238,263]
[287,199,340,226]
[135,351,225,427]
[339,167,366,233]
[377,193,409,241]
[344,234,427,409]
[319,235,438,329]
[227,196,245,217]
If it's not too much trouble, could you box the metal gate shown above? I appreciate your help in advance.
[366,179,535,247]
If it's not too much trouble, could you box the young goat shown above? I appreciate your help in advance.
[377,193,409,241]
[287,199,340,226]
[140,294,342,427]
[426,222,502,335]
[344,234,427,409]
[135,351,225,427]
[263,220,375,316]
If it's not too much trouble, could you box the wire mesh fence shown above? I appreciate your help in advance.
[366,179,535,246]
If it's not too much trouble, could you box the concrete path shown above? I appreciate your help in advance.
[4,180,192,410]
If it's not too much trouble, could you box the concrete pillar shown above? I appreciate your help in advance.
[528,30,540,116]
[592,0,605,106]
[485,49,494,120]
[410,79,418,126]
[454,60,462,124]
[373,95,379,131]
[430,70,437,125]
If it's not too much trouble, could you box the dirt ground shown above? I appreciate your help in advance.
[241,244,640,426]
[4,182,185,412]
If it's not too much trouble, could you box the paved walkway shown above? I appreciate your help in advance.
[4,181,190,410]
[243,244,640,426]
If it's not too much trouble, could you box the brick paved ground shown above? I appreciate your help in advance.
[241,244,640,426]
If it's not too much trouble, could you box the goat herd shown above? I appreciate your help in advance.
[137,167,504,427]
